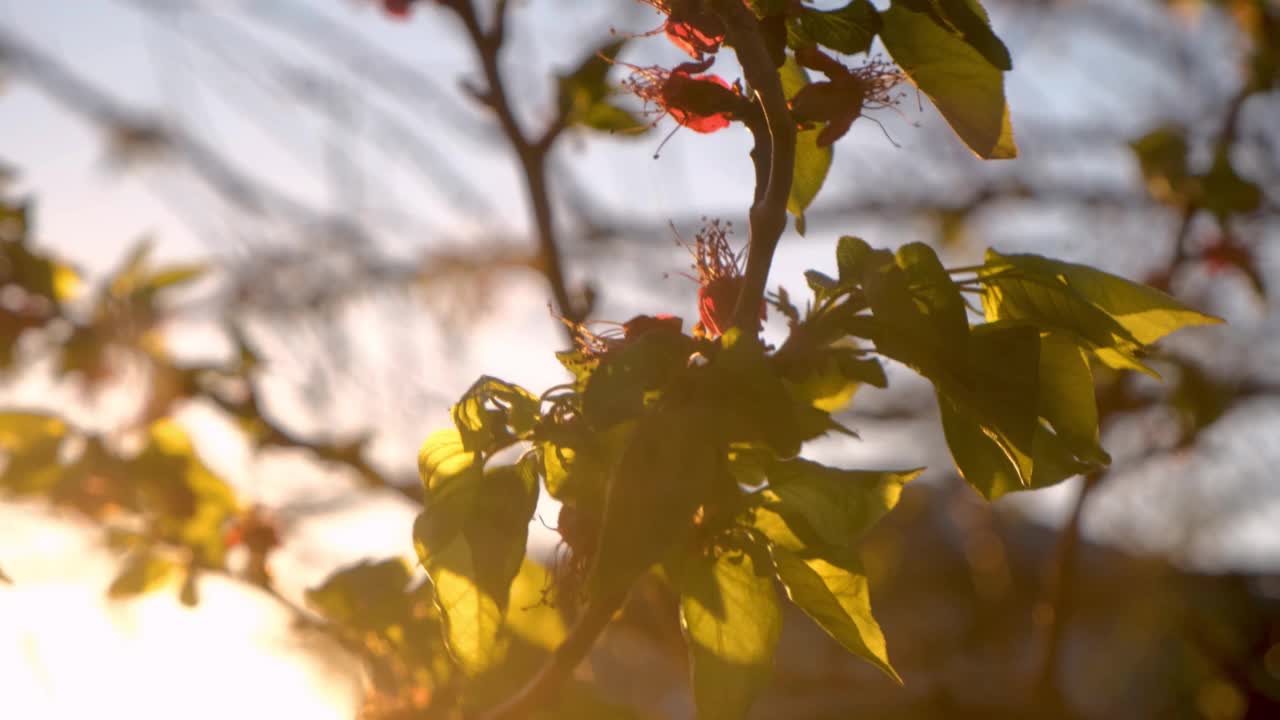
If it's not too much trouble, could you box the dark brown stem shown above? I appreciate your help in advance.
[447,0,580,327]
[715,0,796,333]
[476,591,626,720]
[1031,470,1102,701]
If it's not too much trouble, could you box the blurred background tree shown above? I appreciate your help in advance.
[1,0,1278,718]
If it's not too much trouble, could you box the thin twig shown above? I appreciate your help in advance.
[444,0,581,330]
[475,590,626,720]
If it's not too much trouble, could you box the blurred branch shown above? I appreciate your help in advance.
[442,0,581,329]
[0,27,315,222]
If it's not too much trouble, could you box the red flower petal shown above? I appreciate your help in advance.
[697,276,764,338]
[665,14,725,58]
[383,0,413,19]
[662,72,738,133]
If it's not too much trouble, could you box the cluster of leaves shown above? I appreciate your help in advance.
[413,225,1217,715]
[1126,2,1277,298]
[0,193,404,599]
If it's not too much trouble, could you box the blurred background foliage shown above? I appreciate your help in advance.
[1,0,1279,718]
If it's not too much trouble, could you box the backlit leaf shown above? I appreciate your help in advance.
[980,250,1222,365]
[587,407,718,602]
[881,1,1017,159]
[306,558,414,633]
[770,545,899,683]
[778,56,832,235]
[414,458,538,675]
[790,129,833,236]
[558,40,646,135]
[787,0,881,55]
[581,328,693,429]
[451,376,540,453]
[679,543,781,720]
[756,458,922,549]
[108,550,177,599]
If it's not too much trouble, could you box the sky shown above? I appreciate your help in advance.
[2,1,1278,718]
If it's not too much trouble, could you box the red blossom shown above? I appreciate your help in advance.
[663,72,736,132]
[664,7,726,58]
[623,57,745,134]
[790,48,904,147]
[682,220,764,338]
[382,0,413,19]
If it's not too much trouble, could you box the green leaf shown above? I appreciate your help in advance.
[1130,126,1191,205]
[1037,333,1108,465]
[937,321,1040,491]
[778,53,809,100]
[135,420,238,565]
[905,0,1012,71]
[108,550,177,599]
[587,408,718,602]
[505,558,567,652]
[679,544,781,720]
[414,428,483,607]
[706,331,847,458]
[306,558,414,633]
[980,250,1222,369]
[145,263,208,291]
[853,242,970,387]
[881,1,1017,159]
[836,235,873,284]
[784,347,885,413]
[770,545,900,683]
[787,0,881,55]
[940,393,1092,501]
[414,458,538,675]
[558,40,646,136]
[577,102,646,134]
[1,238,81,304]
[450,376,540,454]
[755,458,922,549]
[539,420,632,505]
[581,328,693,429]
[1200,151,1262,221]
[789,129,833,236]
[778,56,832,236]
[939,325,1106,499]
[0,412,67,495]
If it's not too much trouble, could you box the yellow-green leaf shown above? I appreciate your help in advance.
[108,550,177,600]
[977,248,1218,345]
[881,1,1017,159]
[789,128,833,236]
[413,460,538,676]
[770,545,900,683]
[757,459,921,549]
[587,408,717,602]
[679,545,781,720]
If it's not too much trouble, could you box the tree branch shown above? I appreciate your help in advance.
[715,0,795,333]
[445,0,581,328]
[476,590,626,720]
